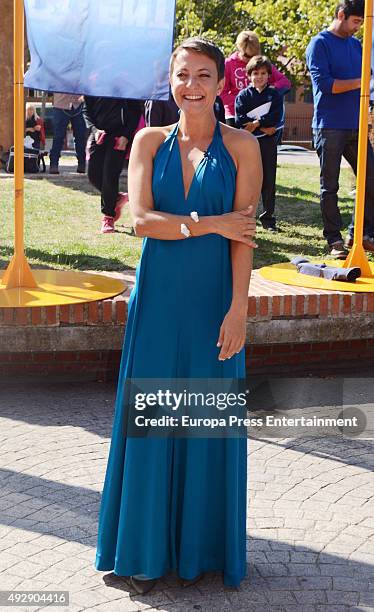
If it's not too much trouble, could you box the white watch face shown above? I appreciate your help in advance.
[181,223,191,237]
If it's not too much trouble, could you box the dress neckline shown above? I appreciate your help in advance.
[173,121,220,202]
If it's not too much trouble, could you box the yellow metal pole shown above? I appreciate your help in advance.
[343,0,374,276]
[2,0,37,288]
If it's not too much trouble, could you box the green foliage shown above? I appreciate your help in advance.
[175,0,254,55]
[1,164,361,272]
[238,0,337,78]
[174,0,362,81]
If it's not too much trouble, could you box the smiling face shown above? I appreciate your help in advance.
[170,49,224,117]
[249,67,270,91]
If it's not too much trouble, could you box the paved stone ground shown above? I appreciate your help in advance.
[0,381,373,612]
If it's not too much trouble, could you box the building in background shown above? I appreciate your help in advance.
[283,83,314,146]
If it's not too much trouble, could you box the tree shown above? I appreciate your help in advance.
[238,0,338,78]
[175,0,356,82]
[175,0,254,55]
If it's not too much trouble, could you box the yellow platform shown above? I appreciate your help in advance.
[0,270,126,308]
[259,260,374,292]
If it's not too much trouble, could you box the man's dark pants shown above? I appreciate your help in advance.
[87,135,126,218]
[50,106,86,167]
[258,135,278,228]
[313,128,374,244]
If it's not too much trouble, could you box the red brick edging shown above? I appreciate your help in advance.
[1,270,374,379]
[0,295,127,327]
[0,292,373,328]
[1,338,373,380]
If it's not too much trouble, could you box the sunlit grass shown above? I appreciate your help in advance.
[0,163,365,273]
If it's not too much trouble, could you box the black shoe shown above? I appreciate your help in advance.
[77,164,86,174]
[344,236,353,249]
[364,237,374,252]
[129,576,157,595]
[345,235,374,253]
[261,224,278,232]
[49,165,59,174]
[329,241,348,259]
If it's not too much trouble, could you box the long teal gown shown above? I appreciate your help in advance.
[95,121,247,587]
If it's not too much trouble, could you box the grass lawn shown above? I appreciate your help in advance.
[0,163,366,273]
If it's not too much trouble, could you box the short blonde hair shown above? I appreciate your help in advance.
[235,31,261,57]
[26,103,38,120]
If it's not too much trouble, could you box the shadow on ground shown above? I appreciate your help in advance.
[0,461,372,611]
[0,381,372,610]
[0,245,135,272]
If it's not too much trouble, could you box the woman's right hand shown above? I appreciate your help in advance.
[216,206,257,247]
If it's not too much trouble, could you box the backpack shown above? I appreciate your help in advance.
[6,146,46,174]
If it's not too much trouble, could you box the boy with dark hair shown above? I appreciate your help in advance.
[306,0,374,259]
[235,55,283,232]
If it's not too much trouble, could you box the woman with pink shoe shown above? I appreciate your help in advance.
[83,96,143,233]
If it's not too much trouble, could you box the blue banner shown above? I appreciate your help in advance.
[24,0,176,100]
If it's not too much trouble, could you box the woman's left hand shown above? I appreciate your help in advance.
[217,308,246,361]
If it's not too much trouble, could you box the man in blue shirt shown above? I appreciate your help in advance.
[306,0,374,258]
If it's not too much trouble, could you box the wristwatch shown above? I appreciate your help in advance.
[180,223,191,238]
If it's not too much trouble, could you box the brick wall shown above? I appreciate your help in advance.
[0,350,120,380]
[1,271,374,380]
[284,85,314,143]
[246,292,370,319]
[1,338,373,381]
[0,295,127,380]
[0,296,127,327]
[246,339,374,376]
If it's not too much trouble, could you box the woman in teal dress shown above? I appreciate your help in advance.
[95,38,262,593]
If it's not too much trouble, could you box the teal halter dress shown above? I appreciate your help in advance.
[95,121,247,587]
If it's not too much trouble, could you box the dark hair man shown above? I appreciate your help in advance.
[306,0,374,259]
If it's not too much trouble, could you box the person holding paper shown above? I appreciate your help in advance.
[235,55,283,232]
[95,37,262,594]
[221,30,290,128]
